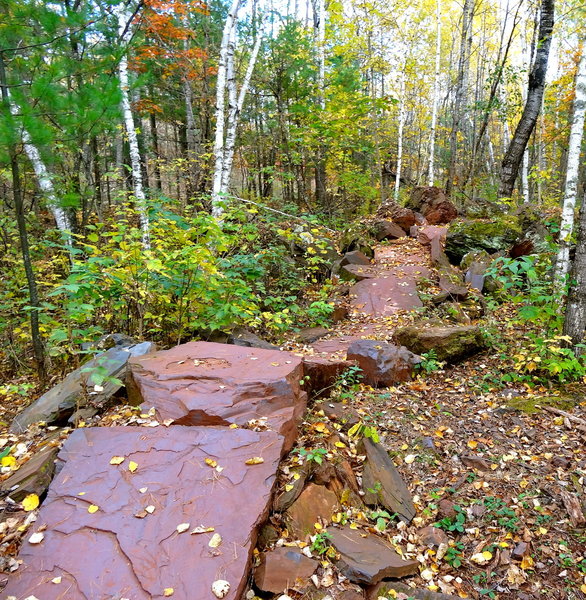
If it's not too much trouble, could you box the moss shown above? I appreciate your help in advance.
[506,395,577,414]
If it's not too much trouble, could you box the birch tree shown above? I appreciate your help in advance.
[116,2,151,248]
[427,0,441,186]
[555,42,586,283]
[394,68,406,201]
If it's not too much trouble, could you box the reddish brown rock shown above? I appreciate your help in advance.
[418,225,448,247]
[346,340,421,387]
[512,541,530,560]
[322,402,361,429]
[418,526,449,547]
[329,527,419,585]
[349,265,429,316]
[273,465,311,512]
[254,547,318,593]
[341,250,372,266]
[438,498,457,519]
[390,206,417,232]
[128,341,306,452]
[372,220,407,241]
[438,264,469,299]
[302,357,355,398]
[409,187,458,224]
[286,484,338,538]
[360,437,416,523]
[341,263,377,281]
[3,426,283,600]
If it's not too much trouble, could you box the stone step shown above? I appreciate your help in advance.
[4,426,283,600]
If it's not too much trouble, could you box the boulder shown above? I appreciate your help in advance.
[10,341,154,433]
[360,437,416,523]
[394,325,486,364]
[230,328,278,350]
[418,526,449,548]
[340,225,376,258]
[340,263,376,282]
[254,547,318,594]
[346,340,421,386]
[285,484,338,538]
[302,357,355,398]
[377,203,417,232]
[371,220,407,241]
[3,425,283,600]
[273,464,311,513]
[438,264,469,299]
[341,250,371,266]
[296,327,330,344]
[407,187,458,224]
[509,238,535,258]
[445,216,522,264]
[329,527,419,585]
[128,342,306,452]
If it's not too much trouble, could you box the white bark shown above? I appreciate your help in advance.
[427,0,441,186]
[556,44,586,283]
[394,69,406,202]
[221,31,262,194]
[317,0,326,110]
[521,148,530,203]
[8,101,73,245]
[212,0,241,218]
[116,4,150,248]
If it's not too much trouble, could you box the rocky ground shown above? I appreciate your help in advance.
[1,202,585,600]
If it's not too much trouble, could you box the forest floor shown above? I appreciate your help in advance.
[0,237,586,599]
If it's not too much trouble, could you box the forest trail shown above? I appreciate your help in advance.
[2,229,441,600]
[3,226,586,600]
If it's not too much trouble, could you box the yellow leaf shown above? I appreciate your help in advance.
[334,441,346,448]
[88,504,99,514]
[314,422,330,434]
[208,533,222,547]
[245,457,264,465]
[22,494,39,512]
[128,461,138,473]
[164,588,174,596]
[520,555,534,570]
[51,576,62,584]
[404,454,416,464]
[205,458,218,468]
[229,423,239,429]
[110,456,125,465]
[467,440,478,449]
[1,456,16,467]
[314,522,322,530]
[293,472,300,480]
[285,484,294,492]
[580,584,586,594]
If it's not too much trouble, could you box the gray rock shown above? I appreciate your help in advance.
[10,341,154,432]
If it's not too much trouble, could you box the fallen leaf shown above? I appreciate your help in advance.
[191,526,215,534]
[208,533,222,547]
[205,458,218,468]
[88,504,99,514]
[139,487,148,494]
[51,576,62,584]
[520,555,534,570]
[145,505,155,514]
[211,580,230,598]
[110,456,125,465]
[176,523,190,533]
[285,484,294,492]
[128,461,138,473]
[245,457,264,465]
[22,494,39,512]
[404,454,416,464]
[28,532,44,545]
[1,456,16,468]
[163,588,174,596]
[467,440,478,449]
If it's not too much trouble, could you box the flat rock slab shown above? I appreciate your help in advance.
[4,426,283,600]
[286,483,338,538]
[11,341,154,432]
[349,265,429,316]
[329,527,419,585]
[128,341,306,451]
[360,437,416,523]
[254,547,318,593]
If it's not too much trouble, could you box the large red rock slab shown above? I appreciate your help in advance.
[349,265,429,316]
[285,483,338,538]
[4,426,283,600]
[128,342,306,451]
[302,356,355,398]
[254,547,318,593]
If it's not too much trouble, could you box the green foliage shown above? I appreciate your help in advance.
[310,530,333,555]
[436,504,466,533]
[294,447,328,465]
[482,496,519,532]
[306,300,334,327]
[369,509,393,532]
[347,421,380,443]
[415,349,445,374]
[444,541,465,568]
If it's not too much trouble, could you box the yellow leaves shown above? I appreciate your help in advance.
[313,422,330,434]
[22,494,39,512]
[470,551,493,565]
[285,484,294,492]
[205,458,218,468]
[245,457,264,465]
[88,504,99,514]
[520,555,535,570]
[191,526,215,534]
[581,584,586,594]
[163,588,174,596]
[110,456,125,465]
[128,461,138,473]
[467,440,478,449]
[334,441,346,448]
[208,533,222,548]
[1,456,16,468]
[404,454,416,464]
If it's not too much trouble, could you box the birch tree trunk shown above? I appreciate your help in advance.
[220,31,262,194]
[427,0,441,186]
[394,69,406,202]
[499,0,554,198]
[212,0,241,217]
[555,43,586,283]
[116,4,150,248]
[563,196,586,351]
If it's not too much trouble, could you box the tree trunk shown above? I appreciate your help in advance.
[394,68,406,202]
[211,0,241,217]
[563,196,586,352]
[556,43,586,282]
[0,52,46,381]
[116,4,150,248]
[499,0,554,198]
[427,0,441,186]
